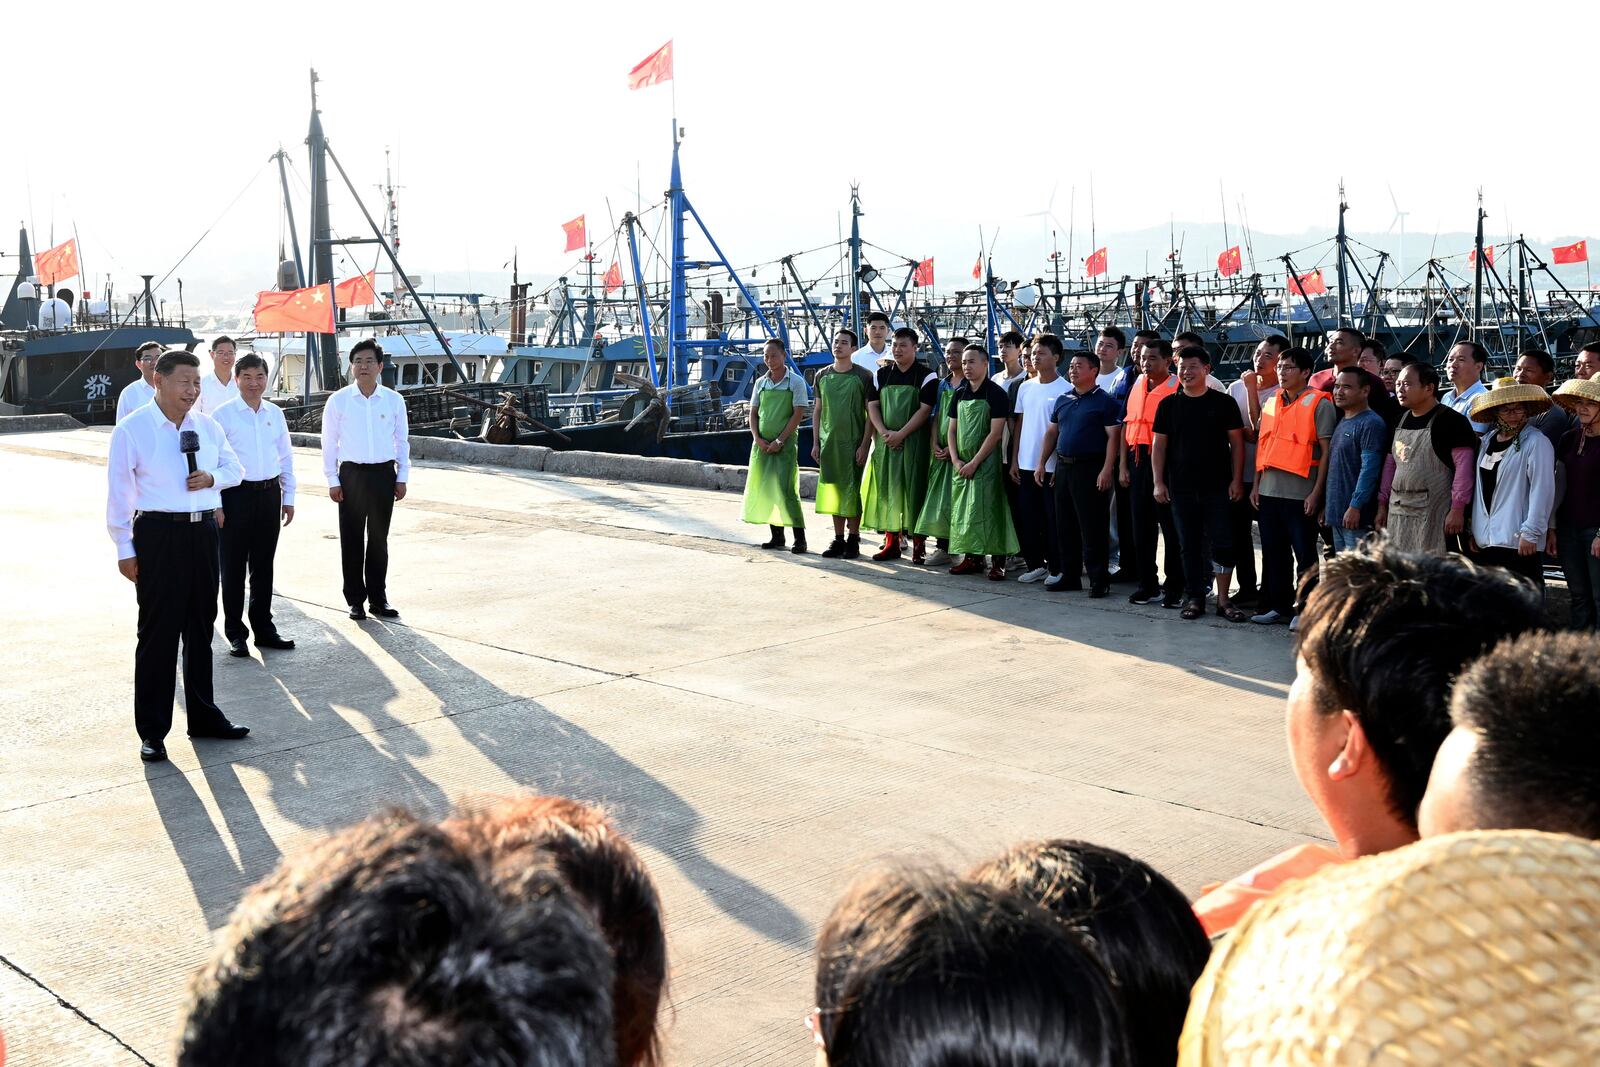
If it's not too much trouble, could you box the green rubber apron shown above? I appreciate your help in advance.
[949,397,1019,556]
[913,386,956,538]
[742,385,805,527]
[861,383,931,533]
[815,370,867,517]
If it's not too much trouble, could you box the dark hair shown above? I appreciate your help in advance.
[135,340,164,359]
[865,311,891,326]
[1146,338,1174,360]
[892,326,919,344]
[1173,331,1205,350]
[1261,334,1291,354]
[350,337,386,363]
[446,797,666,1067]
[1453,340,1489,366]
[1448,632,1600,839]
[815,867,1127,1067]
[234,353,268,376]
[1335,366,1371,389]
[1100,326,1127,349]
[1401,360,1441,391]
[963,343,989,356]
[1032,333,1065,360]
[946,335,971,349]
[1361,338,1388,360]
[1069,351,1101,371]
[155,349,201,376]
[1582,341,1600,356]
[1294,540,1543,829]
[1000,329,1026,348]
[971,841,1207,1067]
[1278,346,1315,373]
[1177,346,1212,368]
[764,336,788,353]
[1133,329,1162,344]
[178,808,616,1067]
[835,328,859,347]
[1517,347,1555,376]
[1334,326,1365,346]
[211,335,237,352]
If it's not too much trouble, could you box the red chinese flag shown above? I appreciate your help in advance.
[628,40,674,91]
[253,283,336,333]
[913,257,934,287]
[1553,239,1588,265]
[562,215,587,253]
[1288,269,1327,297]
[334,271,378,308]
[1469,245,1495,267]
[34,238,80,286]
[604,260,624,294]
[1085,247,1108,277]
[972,255,982,280]
[1217,246,1242,278]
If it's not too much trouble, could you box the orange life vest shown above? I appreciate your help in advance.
[1124,374,1177,449]
[1256,388,1330,477]
[1191,843,1342,937]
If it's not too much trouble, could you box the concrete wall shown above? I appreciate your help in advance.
[0,414,85,435]
[289,432,817,499]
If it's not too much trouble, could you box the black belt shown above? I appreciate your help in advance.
[233,477,281,490]
[135,510,216,524]
[340,460,394,468]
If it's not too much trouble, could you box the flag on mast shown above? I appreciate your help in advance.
[334,272,378,308]
[971,255,982,281]
[1553,240,1588,264]
[562,216,587,253]
[1085,247,1108,277]
[34,238,79,286]
[604,261,624,294]
[913,258,934,287]
[1287,269,1327,297]
[254,283,336,333]
[628,41,674,90]
[1217,246,1242,278]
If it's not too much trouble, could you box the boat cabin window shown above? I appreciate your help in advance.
[422,363,439,385]
[583,362,606,390]
[401,364,420,385]
[442,363,458,384]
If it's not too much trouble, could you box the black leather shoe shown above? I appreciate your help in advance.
[227,639,249,658]
[1089,584,1111,599]
[255,635,296,650]
[349,605,368,620]
[369,604,400,619]
[189,719,250,741]
[140,739,167,763]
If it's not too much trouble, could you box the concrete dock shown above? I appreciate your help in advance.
[0,428,1322,1065]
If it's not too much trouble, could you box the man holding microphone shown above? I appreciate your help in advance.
[106,349,249,763]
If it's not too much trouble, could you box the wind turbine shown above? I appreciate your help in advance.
[1386,183,1409,279]
[1021,181,1071,266]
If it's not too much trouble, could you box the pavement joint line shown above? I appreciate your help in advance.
[0,951,156,1066]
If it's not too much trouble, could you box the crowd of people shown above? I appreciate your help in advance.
[742,315,1600,630]
[135,539,1594,1065]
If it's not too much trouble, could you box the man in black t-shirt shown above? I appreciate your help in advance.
[1152,347,1248,620]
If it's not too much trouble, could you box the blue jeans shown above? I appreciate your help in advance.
[1329,525,1372,553]
[1558,524,1600,630]
[1257,494,1320,616]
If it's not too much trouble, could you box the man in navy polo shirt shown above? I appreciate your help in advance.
[1036,351,1123,596]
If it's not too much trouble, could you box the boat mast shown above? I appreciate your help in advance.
[306,70,341,393]
[1336,183,1350,328]
[1473,192,1486,345]
[384,148,402,320]
[848,185,863,333]
[667,120,687,396]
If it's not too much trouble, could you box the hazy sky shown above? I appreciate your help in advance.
[8,0,1598,309]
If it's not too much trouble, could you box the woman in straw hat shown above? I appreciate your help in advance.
[1466,377,1556,588]
[1551,374,1600,628]
[1178,830,1600,1066]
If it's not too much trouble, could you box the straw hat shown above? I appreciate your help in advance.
[1553,375,1600,412]
[1469,376,1552,419]
[1178,830,1600,1066]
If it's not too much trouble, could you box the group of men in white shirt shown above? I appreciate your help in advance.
[107,337,410,763]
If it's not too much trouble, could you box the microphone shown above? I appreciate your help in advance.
[180,429,200,476]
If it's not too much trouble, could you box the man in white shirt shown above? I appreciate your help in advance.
[1010,333,1071,582]
[106,348,248,763]
[214,354,298,657]
[38,288,74,330]
[1440,340,1491,434]
[1094,326,1131,395]
[115,341,163,422]
[197,335,240,415]
[851,311,893,373]
[323,338,411,620]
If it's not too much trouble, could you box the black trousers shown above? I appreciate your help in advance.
[1230,488,1260,595]
[339,461,397,608]
[1016,471,1059,573]
[1171,488,1236,600]
[1054,458,1112,585]
[133,515,227,742]
[220,483,283,642]
[1472,545,1545,591]
[1257,494,1320,616]
[1129,448,1183,596]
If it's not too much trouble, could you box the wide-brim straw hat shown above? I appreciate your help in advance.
[1470,376,1552,419]
[1553,375,1600,412]
[1178,830,1600,1066]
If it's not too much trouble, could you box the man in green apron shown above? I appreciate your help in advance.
[913,337,967,565]
[812,328,876,558]
[1377,361,1480,555]
[861,327,940,562]
[743,338,809,553]
[947,344,1018,579]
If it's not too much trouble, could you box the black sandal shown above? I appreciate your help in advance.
[1180,599,1205,620]
[1216,604,1250,623]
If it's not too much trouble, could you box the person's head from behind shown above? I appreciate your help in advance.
[178,808,616,1067]
[1396,359,1439,410]
[1287,539,1543,858]
[1419,632,1600,841]
[154,349,202,412]
[971,840,1207,1067]
[813,866,1127,1067]
[445,796,668,1067]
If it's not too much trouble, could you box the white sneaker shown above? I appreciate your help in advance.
[1043,573,1065,588]
[924,548,950,567]
[1251,609,1287,625]
[1018,567,1049,584]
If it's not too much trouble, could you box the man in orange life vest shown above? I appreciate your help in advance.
[1192,542,1543,936]
[1249,347,1336,626]
[1119,338,1184,606]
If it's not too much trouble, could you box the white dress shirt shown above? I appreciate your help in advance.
[212,396,298,505]
[106,402,243,559]
[197,372,239,416]
[852,343,891,373]
[321,383,411,487]
[115,378,156,422]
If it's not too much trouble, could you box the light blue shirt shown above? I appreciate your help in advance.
[750,367,809,408]
[1442,380,1491,434]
